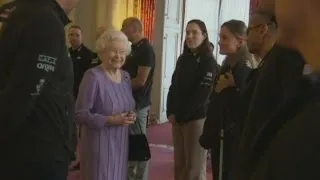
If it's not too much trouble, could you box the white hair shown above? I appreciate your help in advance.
[95,29,131,54]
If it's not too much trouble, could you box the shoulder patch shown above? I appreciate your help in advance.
[91,57,99,64]
[206,72,213,78]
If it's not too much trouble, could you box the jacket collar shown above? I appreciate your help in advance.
[20,0,71,25]
[69,44,84,52]
[48,0,71,26]
[250,73,320,159]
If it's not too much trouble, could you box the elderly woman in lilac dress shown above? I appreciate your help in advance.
[75,30,136,180]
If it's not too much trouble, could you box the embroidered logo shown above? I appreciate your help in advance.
[196,57,200,63]
[36,54,57,72]
[91,57,99,64]
[30,79,45,96]
[206,72,213,78]
[303,64,312,75]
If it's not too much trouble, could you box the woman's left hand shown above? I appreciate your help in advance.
[215,72,236,93]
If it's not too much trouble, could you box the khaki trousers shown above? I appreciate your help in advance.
[172,118,207,180]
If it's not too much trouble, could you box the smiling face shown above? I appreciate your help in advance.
[218,26,242,55]
[185,22,206,50]
[99,40,128,69]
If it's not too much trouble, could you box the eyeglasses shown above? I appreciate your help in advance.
[247,24,263,35]
[247,14,278,35]
[247,21,277,35]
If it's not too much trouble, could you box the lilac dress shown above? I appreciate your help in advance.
[75,66,135,180]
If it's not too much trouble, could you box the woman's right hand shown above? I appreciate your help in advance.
[168,115,176,124]
[108,113,135,126]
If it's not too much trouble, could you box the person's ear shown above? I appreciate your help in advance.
[237,38,246,48]
[259,24,269,36]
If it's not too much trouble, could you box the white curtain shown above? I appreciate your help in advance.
[216,0,250,64]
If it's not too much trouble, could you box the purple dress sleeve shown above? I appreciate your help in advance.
[75,70,107,129]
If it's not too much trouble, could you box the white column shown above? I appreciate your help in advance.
[150,0,166,123]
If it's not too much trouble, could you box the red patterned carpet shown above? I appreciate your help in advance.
[68,122,212,180]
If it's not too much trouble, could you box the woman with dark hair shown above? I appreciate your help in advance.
[167,19,218,180]
[199,19,253,180]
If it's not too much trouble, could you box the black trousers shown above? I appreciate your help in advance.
[3,160,69,180]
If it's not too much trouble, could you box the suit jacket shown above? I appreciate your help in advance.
[236,45,305,180]
[251,74,320,180]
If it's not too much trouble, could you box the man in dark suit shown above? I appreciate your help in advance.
[236,8,306,180]
[0,0,79,179]
[68,25,99,99]
[239,0,320,179]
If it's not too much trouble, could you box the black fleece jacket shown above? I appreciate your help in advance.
[167,53,218,123]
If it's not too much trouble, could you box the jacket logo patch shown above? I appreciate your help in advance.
[303,64,312,75]
[203,72,214,82]
[30,78,46,96]
[196,57,200,63]
[36,54,57,72]
[91,57,99,64]
[206,72,213,78]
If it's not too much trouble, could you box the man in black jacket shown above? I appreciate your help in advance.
[246,0,320,179]
[121,17,155,180]
[235,8,306,180]
[167,22,218,179]
[236,45,305,180]
[0,0,79,179]
[68,25,99,99]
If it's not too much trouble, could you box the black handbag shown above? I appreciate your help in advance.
[128,121,151,161]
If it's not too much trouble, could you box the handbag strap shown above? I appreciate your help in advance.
[129,109,146,135]
[130,108,150,135]
[132,119,144,135]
